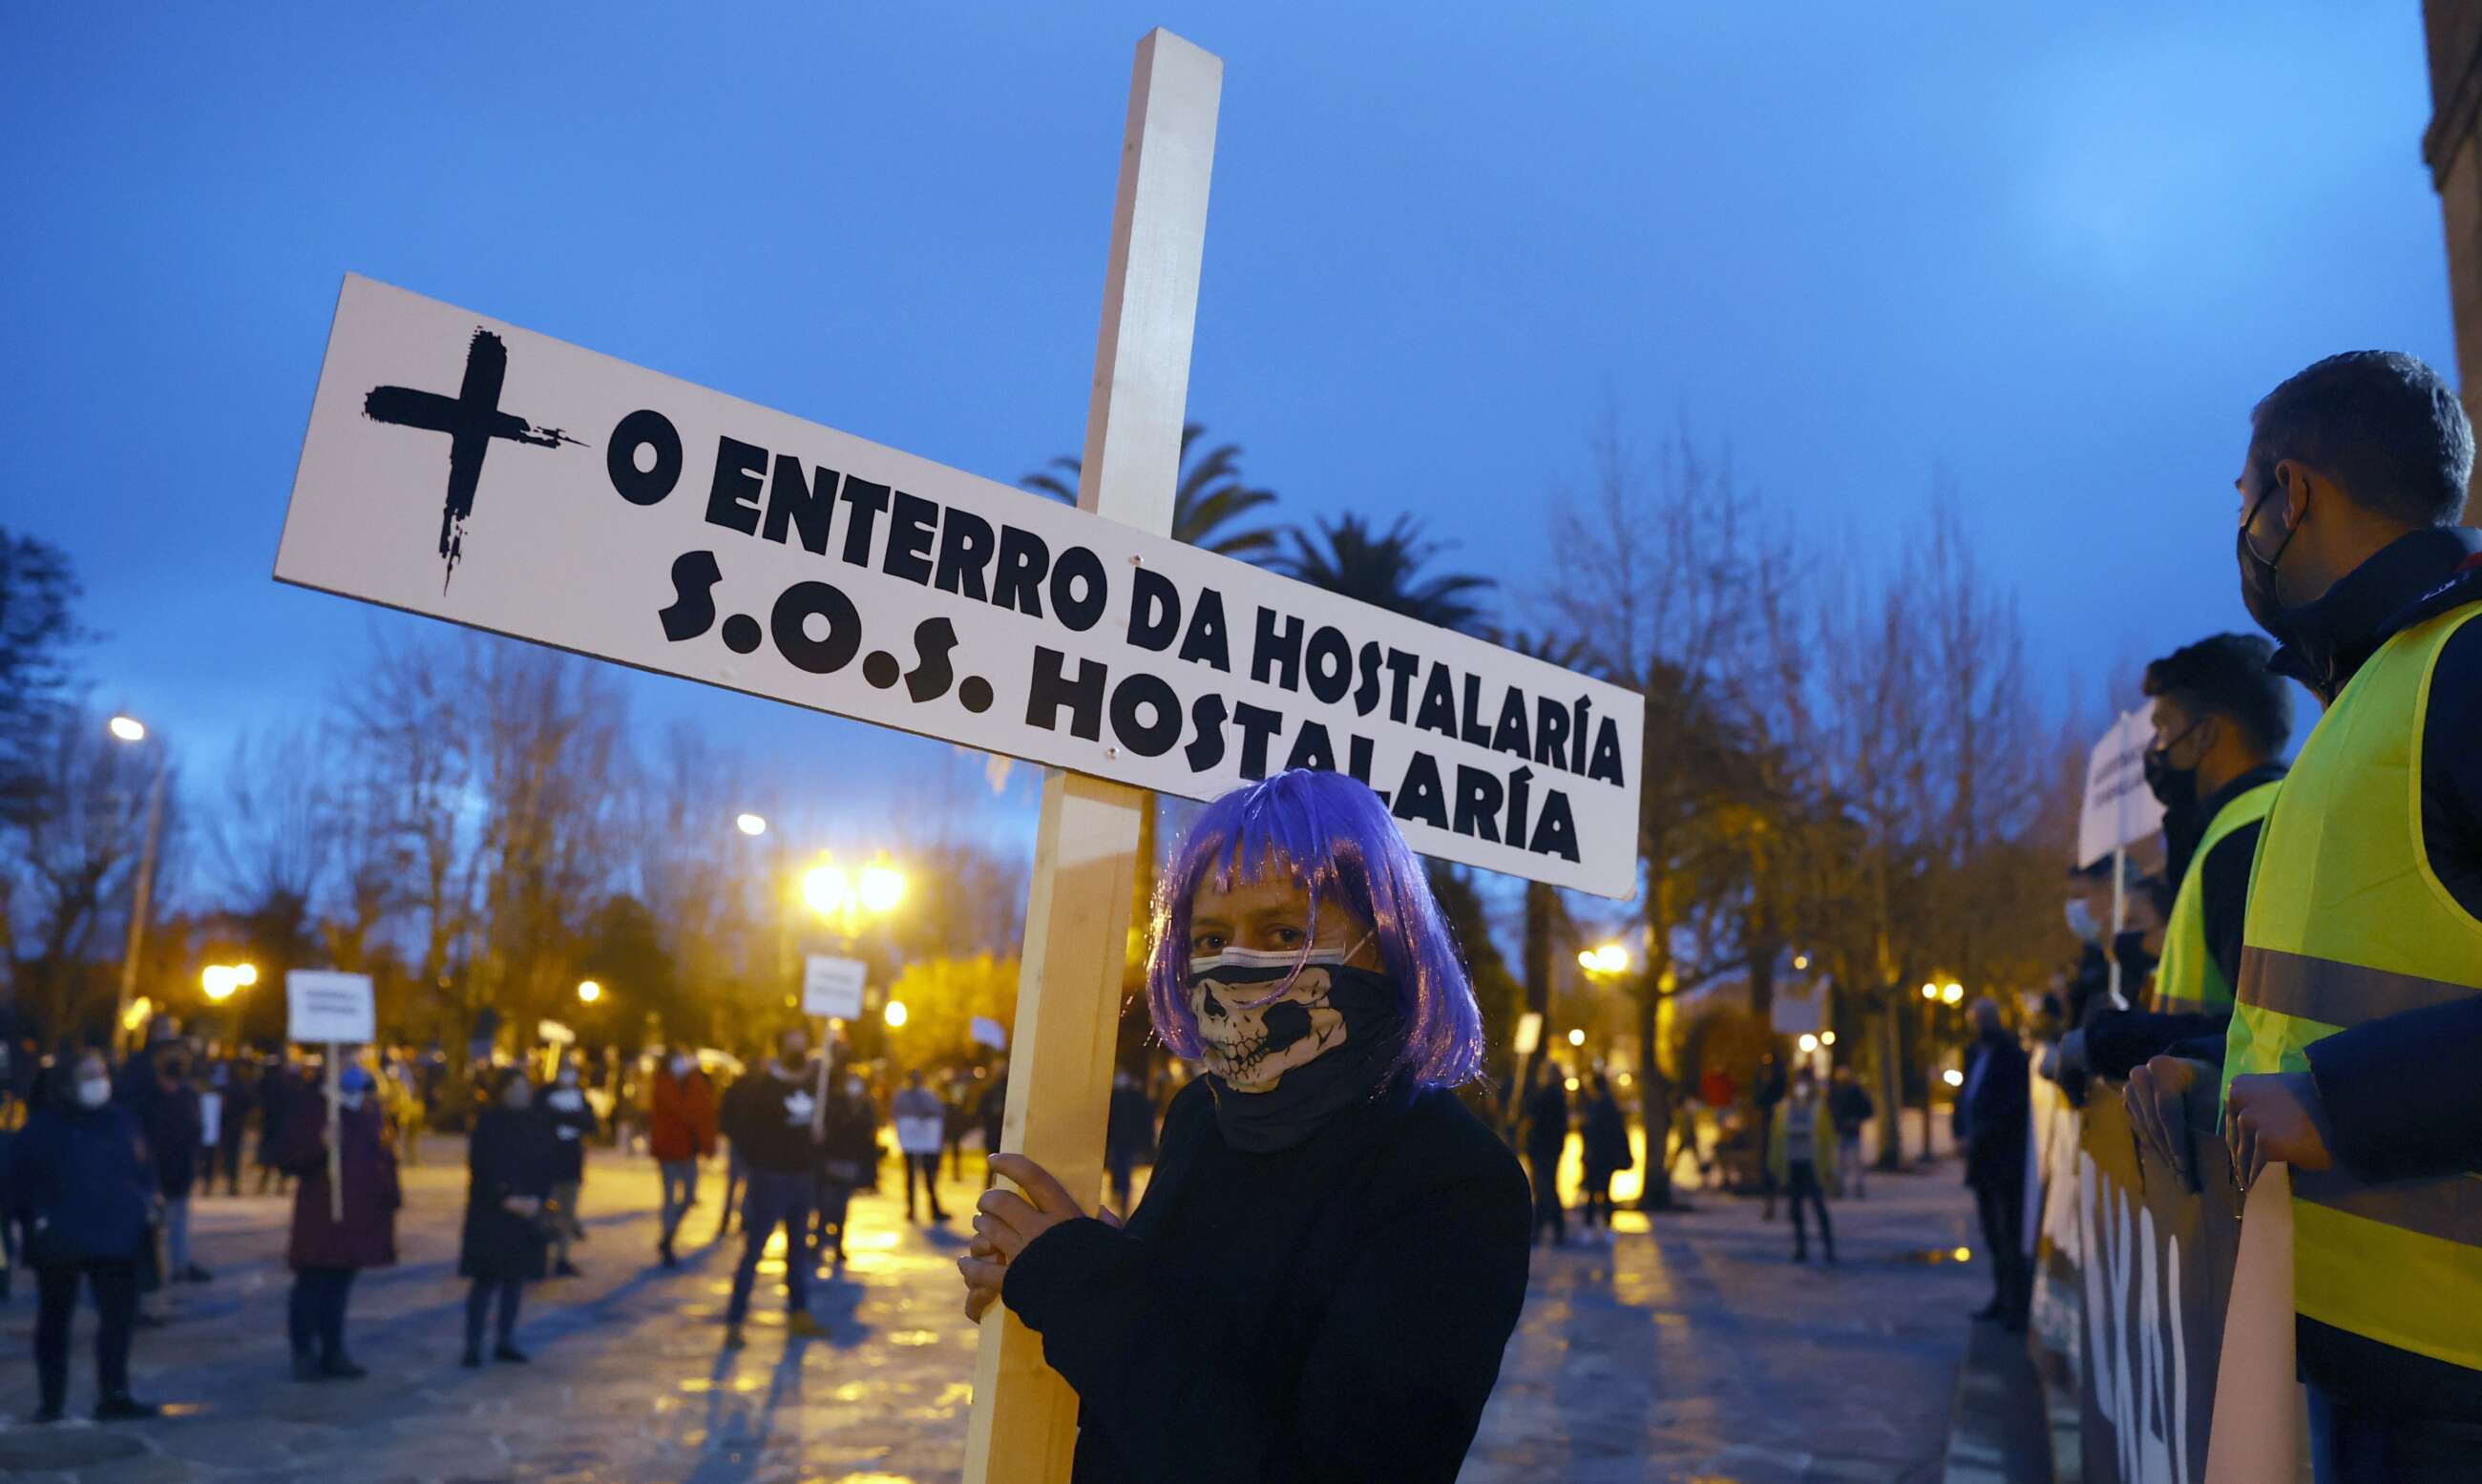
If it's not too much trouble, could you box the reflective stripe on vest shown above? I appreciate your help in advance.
[2225,599,2482,1373]
[2151,779,2281,1015]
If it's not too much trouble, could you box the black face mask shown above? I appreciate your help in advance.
[2237,477,2302,643]
[2113,929,2158,979]
[1187,951,1409,1154]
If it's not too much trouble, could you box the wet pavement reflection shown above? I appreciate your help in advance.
[0,1140,1982,1482]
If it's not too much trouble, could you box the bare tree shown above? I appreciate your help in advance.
[9,700,160,1037]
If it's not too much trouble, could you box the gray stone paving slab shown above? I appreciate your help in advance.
[0,1138,1986,1481]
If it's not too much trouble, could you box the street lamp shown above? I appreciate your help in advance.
[108,714,167,1043]
[577,979,603,1004]
[1921,982,1940,1000]
[1577,943,1630,976]
[1798,1033,1819,1054]
[736,812,768,837]
[884,998,909,1029]
[858,864,905,914]
[200,963,257,1002]
[1941,981,1965,1006]
[1943,1067,1965,1088]
[1566,1028,1586,1048]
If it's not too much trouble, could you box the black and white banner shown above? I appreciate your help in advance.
[278,276,1644,895]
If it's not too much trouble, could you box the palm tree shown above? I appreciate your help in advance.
[1021,424,1282,995]
[1020,423,1281,561]
[1271,512,1497,637]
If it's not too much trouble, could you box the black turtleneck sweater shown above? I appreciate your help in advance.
[1001,1076,1530,1483]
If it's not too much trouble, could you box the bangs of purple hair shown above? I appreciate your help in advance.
[1146,769,1486,1089]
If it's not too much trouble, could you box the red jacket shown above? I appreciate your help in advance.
[649,1068,719,1162]
[277,1097,401,1270]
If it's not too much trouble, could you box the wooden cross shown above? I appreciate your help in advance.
[963,29,1222,1484]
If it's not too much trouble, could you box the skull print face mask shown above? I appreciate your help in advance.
[1188,939,1410,1152]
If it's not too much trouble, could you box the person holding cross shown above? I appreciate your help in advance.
[957,769,1532,1483]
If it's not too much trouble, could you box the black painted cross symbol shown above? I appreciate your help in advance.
[364,327,582,588]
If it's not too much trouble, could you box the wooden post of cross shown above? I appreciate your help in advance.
[961,28,1221,1484]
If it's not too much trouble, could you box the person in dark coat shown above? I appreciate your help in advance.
[1577,1073,1632,1244]
[534,1059,598,1278]
[977,1057,1008,1187]
[276,1057,402,1380]
[813,1072,879,1265]
[458,1068,557,1366]
[1959,999,2031,1330]
[1522,1058,1570,1247]
[256,1054,298,1195]
[139,1050,209,1283]
[1104,1069,1156,1214]
[957,772,1531,1484]
[205,1055,253,1197]
[5,1050,160,1422]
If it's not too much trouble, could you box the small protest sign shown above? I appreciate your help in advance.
[970,1015,1009,1051]
[2077,708,2166,867]
[285,971,374,1044]
[803,955,868,1020]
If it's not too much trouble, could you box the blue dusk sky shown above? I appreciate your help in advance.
[0,3,2455,910]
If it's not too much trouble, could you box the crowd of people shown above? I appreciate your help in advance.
[0,1018,1171,1422]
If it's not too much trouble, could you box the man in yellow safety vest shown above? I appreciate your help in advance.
[2208,350,2482,1483]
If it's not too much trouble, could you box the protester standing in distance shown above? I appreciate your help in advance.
[2195,350,2482,1481]
[977,1057,1009,1186]
[1958,1000,2030,1329]
[1104,1068,1156,1216]
[1826,1066,1875,1199]
[141,1049,209,1283]
[957,770,1531,1482]
[1750,1052,1788,1216]
[815,1072,878,1265]
[256,1053,297,1196]
[893,1070,951,1223]
[6,1051,159,1422]
[277,1057,400,1381]
[535,1058,597,1277]
[1576,1073,1631,1245]
[1767,1067,1837,1264]
[713,1056,760,1241]
[942,1072,972,1183]
[216,1056,254,1197]
[1521,1058,1570,1248]
[458,1068,557,1367]
[647,1048,717,1267]
[720,1032,828,1348]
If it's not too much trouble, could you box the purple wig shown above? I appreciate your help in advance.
[1146,769,1486,1089]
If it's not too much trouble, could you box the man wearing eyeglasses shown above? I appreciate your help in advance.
[2208,349,2482,1482]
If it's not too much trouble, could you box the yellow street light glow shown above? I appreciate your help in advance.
[735,813,768,837]
[1792,954,1810,971]
[1941,981,1965,1005]
[1798,1033,1819,1054]
[108,715,147,742]
[1820,1031,1837,1047]
[1566,1028,1587,1048]
[858,864,905,914]
[234,963,258,986]
[577,979,603,1004]
[1616,1072,1632,1086]
[1954,1246,1973,1263]
[1922,983,1940,999]
[1943,1067,1965,1087]
[1576,949,1597,972]
[1563,1076,1580,1092]
[201,966,237,1001]
[884,999,909,1029]
[803,863,852,916]
[122,996,152,1032]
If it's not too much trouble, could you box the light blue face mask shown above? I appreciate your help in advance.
[2064,898,2101,946]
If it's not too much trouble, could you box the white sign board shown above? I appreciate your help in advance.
[537,1018,576,1046]
[803,955,868,1020]
[970,1015,1009,1051]
[1511,1012,1543,1057]
[2076,707,2166,867]
[277,276,1644,895]
[285,971,374,1044]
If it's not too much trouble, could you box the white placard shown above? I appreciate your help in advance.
[277,276,1644,896]
[537,1018,576,1046]
[970,1015,1009,1051]
[2076,707,2166,867]
[1511,1012,1543,1057]
[285,971,374,1044]
[804,955,868,1020]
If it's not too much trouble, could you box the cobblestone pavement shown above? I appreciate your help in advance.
[0,1140,1985,1483]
